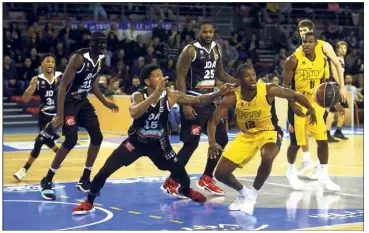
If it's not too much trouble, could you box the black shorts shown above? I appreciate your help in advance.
[179,103,227,144]
[38,112,55,131]
[115,137,180,170]
[329,99,349,112]
[62,98,100,135]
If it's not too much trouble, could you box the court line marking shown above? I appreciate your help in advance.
[128,211,141,215]
[293,222,363,230]
[238,178,364,198]
[110,207,121,211]
[3,174,363,187]
[149,215,162,219]
[170,220,184,224]
[3,200,114,231]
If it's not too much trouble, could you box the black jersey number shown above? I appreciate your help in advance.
[204,70,215,79]
[245,121,256,130]
[310,80,315,89]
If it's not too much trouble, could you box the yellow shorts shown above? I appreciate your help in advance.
[290,101,327,146]
[223,131,281,167]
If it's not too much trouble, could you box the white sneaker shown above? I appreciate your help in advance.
[297,160,315,175]
[229,195,245,211]
[13,168,27,181]
[286,171,304,191]
[239,194,257,215]
[306,166,319,180]
[319,176,341,192]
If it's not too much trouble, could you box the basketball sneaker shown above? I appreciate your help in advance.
[197,175,224,195]
[334,129,348,140]
[286,171,304,191]
[161,178,188,199]
[72,200,96,215]
[319,176,341,192]
[39,177,55,200]
[187,188,206,203]
[228,195,246,211]
[76,179,91,193]
[327,133,339,142]
[297,159,315,175]
[13,168,27,181]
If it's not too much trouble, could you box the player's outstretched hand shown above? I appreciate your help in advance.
[105,102,119,112]
[208,143,223,160]
[290,102,305,117]
[218,83,235,96]
[306,109,317,125]
[339,87,347,103]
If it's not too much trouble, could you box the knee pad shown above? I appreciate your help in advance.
[62,133,78,150]
[30,136,44,158]
[90,131,103,146]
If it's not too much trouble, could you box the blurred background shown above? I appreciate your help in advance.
[3,2,364,131]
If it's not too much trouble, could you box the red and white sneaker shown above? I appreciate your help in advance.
[161,178,188,199]
[72,200,95,215]
[188,188,206,203]
[197,175,224,196]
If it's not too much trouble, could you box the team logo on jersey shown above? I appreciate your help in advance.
[124,141,135,152]
[159,106,164,113]
[214,54,219,60]
[200,50,204,55]
[65,116,76,126]
[190,125,201,136]
[87,63,90,68]
[41,81,45,84]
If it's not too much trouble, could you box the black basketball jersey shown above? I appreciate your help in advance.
[186,40,220,95]
[37,71,62,115]
[128,88,171,149]
[65,48,105,101]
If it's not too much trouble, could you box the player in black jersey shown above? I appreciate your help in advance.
[39,31,119,200]
[72,64,235,215]
[13,54,61,181]
[162,20,240,196]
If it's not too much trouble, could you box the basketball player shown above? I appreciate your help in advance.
[162,20,240,196]
[284,32,340,191]
[13,54,61,181]
[72,64,235,214]
[295,19,347,174]
[326,41,349,141]
[39,32,119,200]
[207,64,316,215]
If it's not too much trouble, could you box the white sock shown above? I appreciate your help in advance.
[249,186,259,199]
[239,186,248,197]
[302,152,311,161]
[321,164,328,177]
[316,159,320,166]
[288,163,295,173]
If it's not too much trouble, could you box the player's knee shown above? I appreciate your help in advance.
[90,131,103,146]
[62,132,78,150]
[217,135,228,148]
[317,140,328,149]
[214,169,228,183]
[31,137,44,158]
[289,144,300,153]
[183,141,199,152]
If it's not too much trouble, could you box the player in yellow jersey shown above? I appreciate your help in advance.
[294,19,347,176]
[284,32,341,192]
[207,64,316,215]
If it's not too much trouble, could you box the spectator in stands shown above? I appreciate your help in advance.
[274,48,287,67]
[111,49,126,68]
[151,57,158,66]
[246,32,259,63]
[10,22,22,51]
[131,57,145,78]
[56,57,68,72]
[3,55,20,97]
[29,48,41,72]
[125,24,137,42]
[229,32,242,49]
[126,76,143,94]
[105,79,124,96]
[144,46,156,65]
[92,3,108,21]
[153,37,165,62]
[272,76,280,85]
[222,40,239,65]
[214,31,224,47]
[274,57,285,79]
[287,30,300,52]
[130,35,147,60]
[163,36,179,60]
[54,42,66,62]
[71,22,91,51]
[152,19,168,42]
[167,82,181,134]
[163,58,176,82]
[224,60,235,76]
[4,30,14,55]
[98,76,108,94]
[167,24,180,41]
[58,21,72,53]
[180,23,195,41]
[18,58,37,93]
[28,31,40,53]
[107,31,119,53]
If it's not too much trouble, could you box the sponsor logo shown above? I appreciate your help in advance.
[65,116,76,126]
[191,125,201,136]
[124,141,135,152]
[3,184,65,192]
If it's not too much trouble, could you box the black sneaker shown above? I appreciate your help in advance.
[76,179,91,193]
[39,177,55,200]
[328,134,339,143]
[334,130,348,140]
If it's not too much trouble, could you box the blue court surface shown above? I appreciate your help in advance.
[3,175,363,231]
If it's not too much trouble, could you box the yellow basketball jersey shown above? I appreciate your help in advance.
[292,41,329,102]
[234,83,275,134]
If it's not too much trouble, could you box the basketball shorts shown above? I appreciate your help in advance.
[38,112,55,131]
[288,100,327,146]
[223,131,281,167]
[179,103,227,144]
[62,98,100,135]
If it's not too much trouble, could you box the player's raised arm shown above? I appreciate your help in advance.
[267,84,316,125]
[207,93,236,159]
[23,76,38,102]
[215,44,240,85]
[168,83,235,107]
